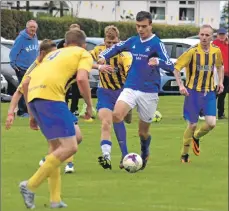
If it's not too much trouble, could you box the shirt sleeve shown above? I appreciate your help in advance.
[78,51,93,72]
[99,37,133,60]
[215,48,224,68]
[174,48,194,71]
[89,46,99,61]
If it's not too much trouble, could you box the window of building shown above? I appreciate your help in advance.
[188,1,195,4]
[150,7,165,20]
[150,1,165,4]
[179,8,195,21]
[179,1,186,4]
[179,1,195,4]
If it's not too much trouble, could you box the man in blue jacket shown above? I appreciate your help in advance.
[10,20,39,117]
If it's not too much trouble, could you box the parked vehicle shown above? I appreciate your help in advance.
[160,38,200,94]
[1,44,19,95]
[1,74,8,94]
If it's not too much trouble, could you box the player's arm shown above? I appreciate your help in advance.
[77,51,94,117]
[174,49,193,96]
[5,90,23,130]
[90,47,113,74]
[215,49,224,94]
[98,37,133,63]
[150,41,174,72]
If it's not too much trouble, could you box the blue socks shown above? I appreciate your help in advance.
[113,122,128,158]
[140,135,151,159]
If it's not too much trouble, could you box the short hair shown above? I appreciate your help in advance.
[65,29,86,46]
[39,39,56,53]
[69,23,80,30]
[136,11,152,24]
[104,25,120,39]
[26,20,38,28]
[200,24,214,33]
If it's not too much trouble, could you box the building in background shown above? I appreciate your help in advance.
[1,1,222,28]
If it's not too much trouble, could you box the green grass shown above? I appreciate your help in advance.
[1,96,228,211]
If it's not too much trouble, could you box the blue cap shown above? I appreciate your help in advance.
[218,27,227,34]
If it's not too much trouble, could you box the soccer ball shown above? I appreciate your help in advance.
[123,153,143,173]
[153,110,162,122]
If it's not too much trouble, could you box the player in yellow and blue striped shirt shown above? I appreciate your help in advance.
[174,24,224,163]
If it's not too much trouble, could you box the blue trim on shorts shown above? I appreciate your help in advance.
[29,99,76,140]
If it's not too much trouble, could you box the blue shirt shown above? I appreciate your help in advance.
[9,29,39,71]
[100,34,174,93]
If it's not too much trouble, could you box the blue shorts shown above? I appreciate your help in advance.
[96,88,122,111]
[29,99,77,140]
[183,89,216,123]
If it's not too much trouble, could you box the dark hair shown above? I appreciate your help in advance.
[65,29,86,46]
[136,11,152,24]
[39,39,56,52]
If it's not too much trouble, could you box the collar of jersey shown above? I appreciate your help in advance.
[140,34,155,43]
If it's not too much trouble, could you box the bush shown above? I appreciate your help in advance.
[1,9,199,41]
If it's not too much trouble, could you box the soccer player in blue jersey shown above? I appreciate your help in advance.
[98,11,174,170]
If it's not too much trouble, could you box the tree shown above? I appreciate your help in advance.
[221,2,228,28]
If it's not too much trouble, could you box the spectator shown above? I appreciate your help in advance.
[57,23,81,117]
[9,20,39,117]
[213,27,229,119]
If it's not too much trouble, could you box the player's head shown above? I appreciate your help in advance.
[104,25,120,48]
[217,27,228,42]
[136,11,152,40]
[199,24,214,47]
[69,23,80,31]
[39,39,57,61]
[64,29,87,48]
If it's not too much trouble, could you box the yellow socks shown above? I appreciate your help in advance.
[65,155,74,163]
[194,123,212,139]
[181,127,194,155]
[48,167,61,203]
[27,154,61,192]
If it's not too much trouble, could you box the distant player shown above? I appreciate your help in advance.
[98,11,174,170]
[5,39,57,129]
[19,29,93,209]
[90,25,133,169]
[173,24,224,162]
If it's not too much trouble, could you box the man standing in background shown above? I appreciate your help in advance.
[9,20,39,117]
[213,27,229,119]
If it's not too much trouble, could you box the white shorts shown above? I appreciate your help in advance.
[117,88,159,123]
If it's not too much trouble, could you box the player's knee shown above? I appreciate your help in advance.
[188,123,197,131]
[77,136,82,145]
[113,111,123,123]
[101,119,112,131]
[207,122,216,130]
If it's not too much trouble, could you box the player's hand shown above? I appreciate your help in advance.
[148,57,159,66]
[29,117,39,130]
[179,84,189,96]
[216,83,224,94]
[97,57,106,65]
[85,105,93,119]
[5,113,15,130]
[99,65,114,74]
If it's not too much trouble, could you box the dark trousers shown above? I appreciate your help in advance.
[217,76,229,117]
[65,83,81,113]
[15,70,28,115]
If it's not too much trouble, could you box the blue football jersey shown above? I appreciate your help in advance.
[100,35,174,93]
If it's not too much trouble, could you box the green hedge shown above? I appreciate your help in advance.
[1,9,199,40]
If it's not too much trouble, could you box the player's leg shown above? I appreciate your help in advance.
[20,100,77,208]
[136,92,158,170]
[113,88,136,167]
[124,109,133,124]
[181,89,200,160]
[64,124,82,173]
[193,91,217,155]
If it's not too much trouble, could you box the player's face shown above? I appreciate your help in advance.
[27,22,38,37]
[104,37,119,48]
[199,28,213,47]
[136,19,152,40]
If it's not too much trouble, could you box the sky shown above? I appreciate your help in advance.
[220,1,227,10]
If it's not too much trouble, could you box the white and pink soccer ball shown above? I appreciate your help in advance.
[123,153,143,173]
